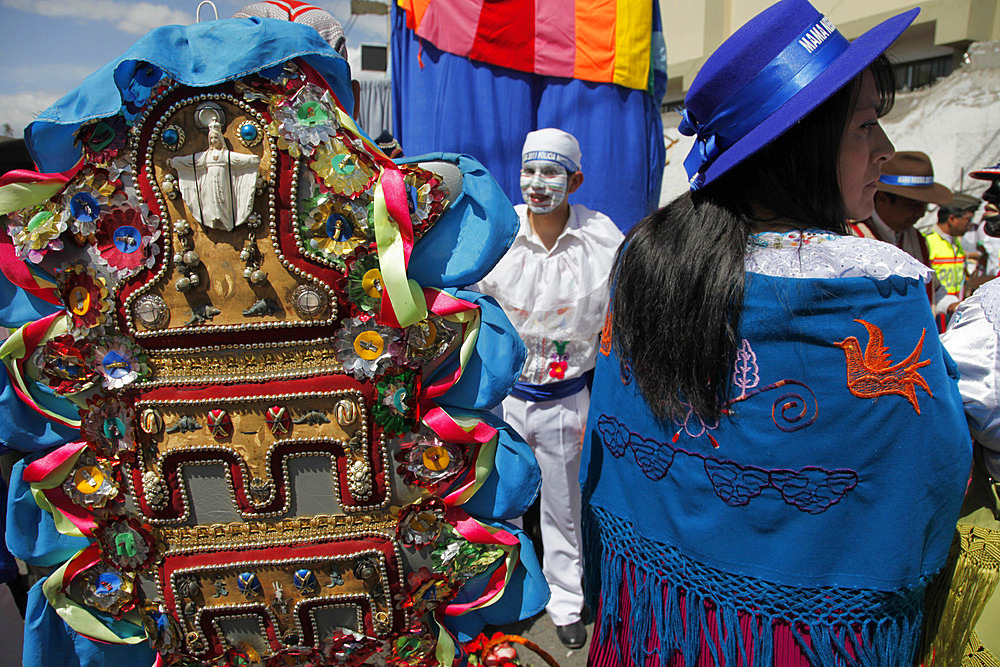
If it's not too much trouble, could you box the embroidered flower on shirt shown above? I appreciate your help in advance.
[548,340,569,379]
[749,229,838,250]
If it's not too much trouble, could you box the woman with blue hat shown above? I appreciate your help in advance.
[581,0,972,664]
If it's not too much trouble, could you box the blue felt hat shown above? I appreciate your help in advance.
[679,0,918,190]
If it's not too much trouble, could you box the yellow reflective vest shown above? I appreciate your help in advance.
[924,228,966,298]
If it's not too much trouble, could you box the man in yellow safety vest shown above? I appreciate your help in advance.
[925,194,980,324]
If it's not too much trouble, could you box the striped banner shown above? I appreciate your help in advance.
[397,0,654,91]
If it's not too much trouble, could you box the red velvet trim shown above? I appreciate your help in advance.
[138,372,369,402]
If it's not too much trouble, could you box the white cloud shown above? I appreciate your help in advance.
[2,63,96,96]
[2,0,193,34]
[0,91,64,137]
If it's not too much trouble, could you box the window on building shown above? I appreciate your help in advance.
[361,44,388,72]
[893,55,953,91]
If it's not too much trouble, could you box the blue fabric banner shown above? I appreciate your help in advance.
[391,3,666,233]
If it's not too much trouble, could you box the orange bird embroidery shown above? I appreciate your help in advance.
[833,319,933,414]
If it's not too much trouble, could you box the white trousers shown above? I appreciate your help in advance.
[501,389,588,626]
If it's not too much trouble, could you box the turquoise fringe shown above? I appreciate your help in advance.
[583,504,925,667]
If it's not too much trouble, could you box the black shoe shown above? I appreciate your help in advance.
[555,620,587,649]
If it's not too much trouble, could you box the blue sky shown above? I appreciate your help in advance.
[0,0,389,136]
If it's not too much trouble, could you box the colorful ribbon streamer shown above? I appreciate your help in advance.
[24,441,97,537]
[0,312,82,428]
[42,545,148,645]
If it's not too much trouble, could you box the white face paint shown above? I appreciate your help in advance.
[520,160,569,215]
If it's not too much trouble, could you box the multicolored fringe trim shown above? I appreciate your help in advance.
[583,504,927,667]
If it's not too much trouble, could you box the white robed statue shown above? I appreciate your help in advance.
[168,120,260,231]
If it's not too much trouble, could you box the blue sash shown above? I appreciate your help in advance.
[509,371,592,402]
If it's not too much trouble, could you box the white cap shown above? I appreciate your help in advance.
[521,128,581,173]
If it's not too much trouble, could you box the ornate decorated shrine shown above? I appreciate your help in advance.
[0,17,543,667]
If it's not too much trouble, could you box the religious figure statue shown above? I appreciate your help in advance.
[168,120,260,231]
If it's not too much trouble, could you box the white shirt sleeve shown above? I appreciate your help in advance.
[940,282,1000,478]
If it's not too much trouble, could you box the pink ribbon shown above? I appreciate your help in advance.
[422,406,497,444]
[24,441,97,536]
[420,288,479,400]
[23,440,88,482]
[5,311,77,426]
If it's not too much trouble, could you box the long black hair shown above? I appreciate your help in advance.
[612,56,896,424]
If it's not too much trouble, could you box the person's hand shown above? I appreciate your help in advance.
[948,302,959,316]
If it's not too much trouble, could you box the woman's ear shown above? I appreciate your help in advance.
[568,171,584,194]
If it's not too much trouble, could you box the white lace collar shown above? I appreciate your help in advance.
[745,230,933,282]
[975,279,1000,336]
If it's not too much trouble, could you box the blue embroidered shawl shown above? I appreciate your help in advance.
[582,271,971,665]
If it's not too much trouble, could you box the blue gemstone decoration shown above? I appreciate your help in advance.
[325,213,353,242]
[113,225,142,254]
[162,128,179,147]
[239,122,259,143]
[293,569,318,595]
[95,571,123,597]
[237,572,261,597]
[101,351,132,380]
[70,192,101,222]
[406,184,419,215]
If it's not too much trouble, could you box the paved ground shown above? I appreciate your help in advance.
[484,611,594,667]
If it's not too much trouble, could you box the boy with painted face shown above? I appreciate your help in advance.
[476,128,623,649]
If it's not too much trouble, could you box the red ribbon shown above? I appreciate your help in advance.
[0,226,60,304]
